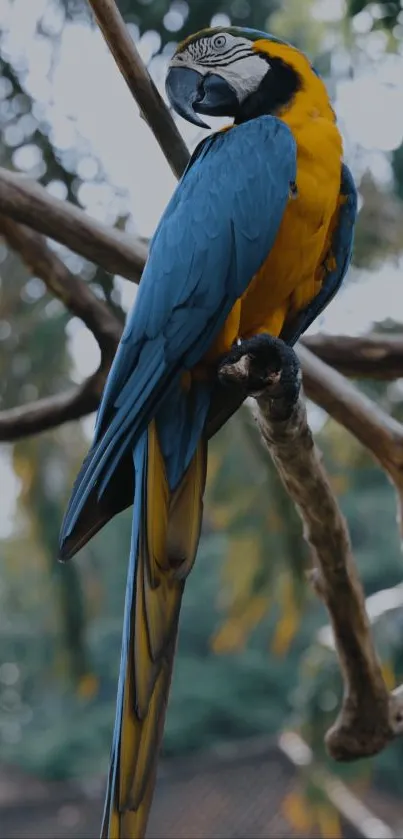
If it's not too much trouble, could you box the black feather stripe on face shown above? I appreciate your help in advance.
[198,49,254,68]
[173,28,303,125]
[235,55,302,123]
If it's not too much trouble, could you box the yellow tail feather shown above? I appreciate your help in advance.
[104,422,207,838]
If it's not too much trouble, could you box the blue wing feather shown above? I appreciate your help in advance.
[60,116,296,549]
[96,117,295,427]
[280,163,357,345]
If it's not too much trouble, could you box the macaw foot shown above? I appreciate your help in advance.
[217,334,301,418]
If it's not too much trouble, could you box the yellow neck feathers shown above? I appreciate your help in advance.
[253,39,337,127]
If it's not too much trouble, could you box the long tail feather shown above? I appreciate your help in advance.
[102,421,207,839]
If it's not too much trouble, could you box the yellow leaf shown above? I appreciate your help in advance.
[210,503,234,530]
[240,596,269,632]
[266,507,285,532]
[211,620,247,654]
[211,597,269,654]
[282,790,314,833]
[329,473,349,496]
[271,614,299,656]
[316,804,342,839]
[77,673,99,700]
[222,536,261,600]
[271,574,301,656]
[12,453,35,495]
[381,661,396,691]
[206,450,224,485]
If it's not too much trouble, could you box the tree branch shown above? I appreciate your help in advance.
[87,0,190,180]
[303,333,403,380]
[299,345,403,535]
[0,216,122,353]
[0,168,147,281]
[2,176,403,387]
[0,372,106,442]
[2,166,403,464]
[218,343,403,761]
[1,0,402,770]
[0,217,123,442]
[265,399,403,761]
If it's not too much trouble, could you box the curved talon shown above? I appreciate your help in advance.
[217,333,301,405]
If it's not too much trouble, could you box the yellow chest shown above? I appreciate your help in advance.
[203,111,344,364]
[239,115,343,340]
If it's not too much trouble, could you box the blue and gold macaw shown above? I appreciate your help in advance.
[59,26,357,839]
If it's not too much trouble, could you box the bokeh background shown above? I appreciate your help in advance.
[1,0,403,836]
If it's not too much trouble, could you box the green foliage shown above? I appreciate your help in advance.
[205,408,308,657]
[63,0,280,46]
[393,142,403,202]
[1,0,403,813]
[353,173,403,268]
[347,0,402,32]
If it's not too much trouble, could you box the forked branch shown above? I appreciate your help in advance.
[0,168,147,281]
[304,333,403,380]
[0,216,122,441]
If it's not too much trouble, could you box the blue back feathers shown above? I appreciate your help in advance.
[59,116,297,547]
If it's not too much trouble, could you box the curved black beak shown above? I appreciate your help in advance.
[166,66,239,128]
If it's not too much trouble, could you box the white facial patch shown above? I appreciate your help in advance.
[171,33,269,103]
[213,54,269,102]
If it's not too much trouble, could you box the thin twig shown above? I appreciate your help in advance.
[0,168,147,281]
[87,0,190,179]
[0,372,106,442]
[303,333,403,380]
[299,346,403,538]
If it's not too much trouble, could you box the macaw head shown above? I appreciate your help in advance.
[166,27,327,128]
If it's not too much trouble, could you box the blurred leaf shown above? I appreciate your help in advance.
[316,804,342,839]
[381,660,396,691]
[392,142,403,202]
[63,0,281,48]
[354,173,403,268]
[271,573,302,657]
[347,0,401,30]
[76,672,100,701]
[282,790,315,833]
[211,595,268,653]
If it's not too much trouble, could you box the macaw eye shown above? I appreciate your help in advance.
[213,34,228,50]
